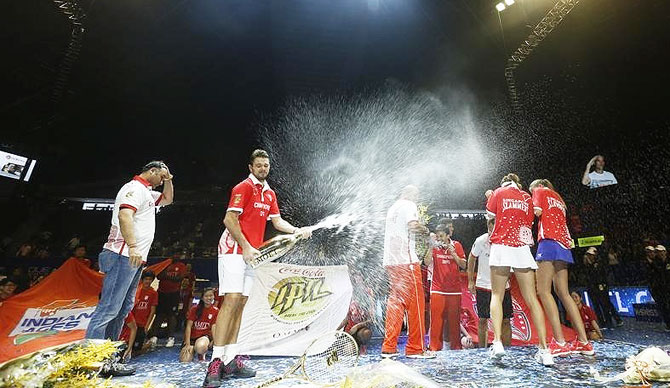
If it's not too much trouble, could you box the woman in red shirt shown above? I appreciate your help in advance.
[180,288,219,362]
[426,224,466,351]
[530,179,594,356]
[486,174,553,365]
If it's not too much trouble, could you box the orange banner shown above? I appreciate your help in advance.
[0,257,173,366]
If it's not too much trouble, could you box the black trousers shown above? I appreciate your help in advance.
[650,286,670,327]
[588,286,621,327]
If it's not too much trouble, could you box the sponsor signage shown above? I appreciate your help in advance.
[238,263,352,356]
[0,150,37,182]
[579,286,654,318]
[577,235,605,247]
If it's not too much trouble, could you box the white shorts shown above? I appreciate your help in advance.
[218,254,255,297]
[489,244,538,270]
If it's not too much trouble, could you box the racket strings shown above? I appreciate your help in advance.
[303,332,359,384]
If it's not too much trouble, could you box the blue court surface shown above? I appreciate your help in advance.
[114,318,670,387]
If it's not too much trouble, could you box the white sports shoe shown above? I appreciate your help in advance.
[489,341,505,360]
[381,351,400,359]
[406,351,436,359]
[165,337,175,348]
[147,336,158,351]
[535,348,555,366]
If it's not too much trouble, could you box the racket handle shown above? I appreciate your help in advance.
[253,375,284,388]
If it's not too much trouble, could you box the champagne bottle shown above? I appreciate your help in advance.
[250,233,306,269]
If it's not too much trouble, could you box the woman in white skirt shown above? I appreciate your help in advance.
[485,174,553,366]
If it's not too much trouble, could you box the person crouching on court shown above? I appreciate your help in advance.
[425,224,467,351]
[181,288,219,362]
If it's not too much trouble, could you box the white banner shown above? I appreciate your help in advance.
[238,263,352,356]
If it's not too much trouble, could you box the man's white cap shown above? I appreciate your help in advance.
[656,245,666,251]
[586,247,598,255]
[645,245,656,251]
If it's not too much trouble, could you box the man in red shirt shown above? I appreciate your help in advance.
[131,271,158,353]
[203,149,312,386]
[119,312,137,362]
[426,224,466,350]
[155,257,187,347]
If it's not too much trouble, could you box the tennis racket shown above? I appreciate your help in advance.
[253,331,359,387]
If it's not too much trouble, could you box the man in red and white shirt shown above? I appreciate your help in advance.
[381,185,434,359]
[427,224,466,351]
[204,149,312,386]
[86,161,173,349]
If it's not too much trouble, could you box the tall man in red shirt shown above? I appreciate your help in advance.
[203,149,312,387]
[381,185,434,359]
[426,224,466,350]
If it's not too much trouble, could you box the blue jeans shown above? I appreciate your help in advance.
[85,249,143,340]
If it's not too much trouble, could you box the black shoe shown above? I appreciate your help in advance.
[202,358,225,388]
[616,320,624,327]
[99,361,135,377]
[222,356,256,379]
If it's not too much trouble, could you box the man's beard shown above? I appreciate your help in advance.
[254,172,268,181]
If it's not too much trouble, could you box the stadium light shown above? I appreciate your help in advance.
[504,0,515,5]
[496,2,506,12]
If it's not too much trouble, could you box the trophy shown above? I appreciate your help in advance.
[415,203,432,262]
[249,233,308,269]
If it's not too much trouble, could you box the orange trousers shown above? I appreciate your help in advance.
[429,293,462,351]
[382,264,426,355]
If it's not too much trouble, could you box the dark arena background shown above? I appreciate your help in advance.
[1,0,670,387]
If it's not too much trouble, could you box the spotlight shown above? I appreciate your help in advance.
[496,2,506,11]
[504,0,515,5]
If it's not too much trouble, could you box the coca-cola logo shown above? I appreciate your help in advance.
[277,267,326,277]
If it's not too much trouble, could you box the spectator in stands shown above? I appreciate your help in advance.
[180,288,218,362]
[0,278,17,301]
[154,257,187,347]
[570,292,603,341]
[131,271,159,354]
[10,267,30,293]
[16,243,34,258]
[582,155,618,189]
[583,247,623,328]
[69,244,91,268]
[645,245,670,331]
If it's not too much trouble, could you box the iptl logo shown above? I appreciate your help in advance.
[270,277,333,316]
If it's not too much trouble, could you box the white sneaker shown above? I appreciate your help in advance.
[381,351,399,359]
[406,351,436,359]
[165,337,175,348]
[489,341,505,360]
[147,336,158,351]
[535,348,555,366]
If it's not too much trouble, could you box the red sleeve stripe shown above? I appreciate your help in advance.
[120,204,138,212]
[155,194,164,205]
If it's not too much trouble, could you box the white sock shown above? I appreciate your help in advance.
[211,345,226,361]
[557,341,566,346]
[222,344,238,365]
